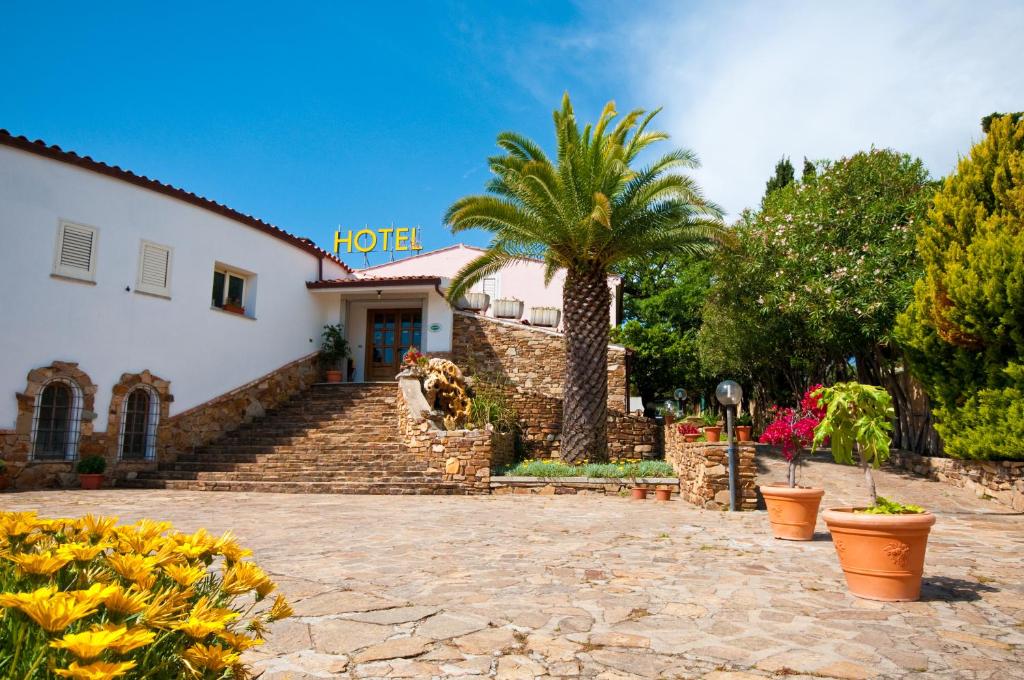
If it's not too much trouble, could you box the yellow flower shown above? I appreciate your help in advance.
[0,587,99,632]
[183,643,240,671]
[174,596,239,638]
[106,552,157,587]
[54,660,136,680]
[72,583,119,607]
[102,585,150,616]
[139,588,191,630]
[218,630,264,651]
[222,561,273,596]
[246,616,268,639]
[58,541,109,563]
[172,528,217,560]
[90,623,156,654]
[78,514,119,539]
[163,562,207,588]
[267,595,293,622]
[0,511,40,538]
[51,626,128,659]
[213,532,253,563]
[8,550,72,575]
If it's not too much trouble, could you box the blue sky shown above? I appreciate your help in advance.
[3,1,1023,267]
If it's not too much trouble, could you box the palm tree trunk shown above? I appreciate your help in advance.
[562,265,611,463]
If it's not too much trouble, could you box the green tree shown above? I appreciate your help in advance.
[896,114,1024,459]
[701,149,935,443]
[445,94,721,461]
[802,156,816,181]
[764,156,795,200]
[612,256,714,410]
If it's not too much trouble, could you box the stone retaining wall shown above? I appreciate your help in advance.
[663,426,757,510]
[451,312,658,459]
[889,450,1024,511]
[490,476,679,496]
[396,374,508,494]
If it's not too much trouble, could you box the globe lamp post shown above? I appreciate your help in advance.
[716,380,743,511]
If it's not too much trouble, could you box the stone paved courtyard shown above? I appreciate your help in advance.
[3,455,1022,679]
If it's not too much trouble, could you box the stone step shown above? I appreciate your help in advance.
[120,479,468,495]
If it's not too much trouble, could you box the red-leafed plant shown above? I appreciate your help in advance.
[676,423,700,436]
[760,385,826,486]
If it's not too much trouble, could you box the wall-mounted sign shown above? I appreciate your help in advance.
[333,227,424,254]
[428,323,441,332]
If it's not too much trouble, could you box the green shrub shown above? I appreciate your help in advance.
[499,459,675,478]
[76,456,106,475]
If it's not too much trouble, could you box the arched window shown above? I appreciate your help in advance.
[32,380,83,460]
[119,387,159,460]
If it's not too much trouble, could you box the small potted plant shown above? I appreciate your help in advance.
[76,455,106,490]
[701,411,722,442]
[0,459,9,491]
[813,382,935,602]
[319,324,351,383]
[735,413,753,442]
[222,297,245,315]
[676,423,701,443]
[758,386,826,540]
[401,346,429,377]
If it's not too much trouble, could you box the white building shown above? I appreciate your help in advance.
[0,129,623,467]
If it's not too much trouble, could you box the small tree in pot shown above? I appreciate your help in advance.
[76,455,106,490]
[757,385,825,540]
[319,324,351,383]
[813,382,934,601]
[735,412,753,442]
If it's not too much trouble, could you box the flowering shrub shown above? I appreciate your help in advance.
[760,385,826,486]
[0,511,291,679]
[499,459,674,479]
[676,424,700,436]
[401,347,428,370]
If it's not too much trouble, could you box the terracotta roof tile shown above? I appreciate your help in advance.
[0,128,352,273]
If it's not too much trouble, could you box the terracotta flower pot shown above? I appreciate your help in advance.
[683,434,700,443]
[703,426,722,442]
[631,487,648,500]
[325,370,343,383]
[663,413,675,425]
[823,508,936,602]
[760,484,824,540]
[79,474,103,490]
[655,488,672,502]
[736,425,752,442]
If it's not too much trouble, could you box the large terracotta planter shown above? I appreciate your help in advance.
[655,488,672,502]
[703,426,722,442]
[736,425,752,442]
[79,474,103,490]
[631,487,647,500]
[823,508,936,602]
[325,370,343,383]
[760,484,824,540]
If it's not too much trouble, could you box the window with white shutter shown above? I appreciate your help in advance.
[52,221,98,282]
[136,240,173,297]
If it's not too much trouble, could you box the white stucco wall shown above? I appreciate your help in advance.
[0,145,338,430]
[357,244,621,326]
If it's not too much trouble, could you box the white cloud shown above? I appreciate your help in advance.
[622,0,1024,217]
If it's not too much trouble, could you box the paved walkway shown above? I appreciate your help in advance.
[2,455,1021,679]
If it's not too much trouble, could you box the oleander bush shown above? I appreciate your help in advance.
[0,511,292,679]
[499,459,675,478]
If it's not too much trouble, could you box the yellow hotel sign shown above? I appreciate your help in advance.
[333,227,424,254]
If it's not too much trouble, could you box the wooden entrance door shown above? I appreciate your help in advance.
[366,308,422,381]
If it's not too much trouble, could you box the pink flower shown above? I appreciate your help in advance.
[759,386,826,461]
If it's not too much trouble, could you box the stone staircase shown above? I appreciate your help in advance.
[124,383,461,494]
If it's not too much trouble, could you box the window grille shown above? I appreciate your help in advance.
[119,387,159,460]
[31,380,83,460]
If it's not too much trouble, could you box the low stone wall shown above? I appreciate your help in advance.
[161,353,320,464]
[396,374,507,494]
[889,451,1024,511]
[491,476,679,496]
[663,426,757,510]
[608,413,659,459]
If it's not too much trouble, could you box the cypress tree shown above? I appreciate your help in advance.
[764,157,795,199]
[802,157,816,181]
[896,114,1024,459]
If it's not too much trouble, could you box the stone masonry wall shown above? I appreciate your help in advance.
[451,312,657,459]
[396,375,506,494]
[1,354,319,489]
[890,451,1024,511]
[663,425,757,510]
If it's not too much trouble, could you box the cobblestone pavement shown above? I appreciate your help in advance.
[3,454,1022,679]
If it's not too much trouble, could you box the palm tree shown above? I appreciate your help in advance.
[445,94,721,462]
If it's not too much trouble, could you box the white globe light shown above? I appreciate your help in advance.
[716,380,742,406]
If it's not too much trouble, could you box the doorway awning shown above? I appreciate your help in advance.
[306,275,444,292]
